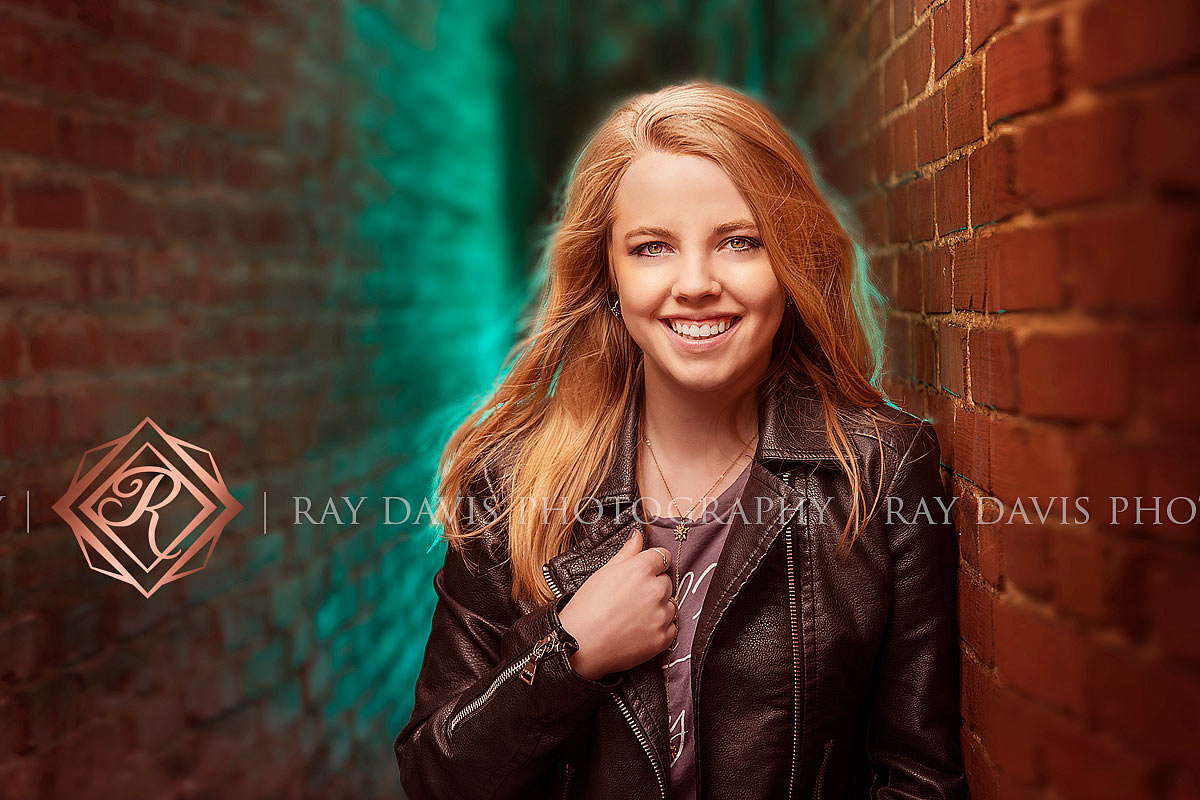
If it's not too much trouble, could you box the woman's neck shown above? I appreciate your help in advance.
[639,366,761,495]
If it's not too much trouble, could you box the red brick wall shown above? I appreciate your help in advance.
[0,2,383,798]
[801,0,1200,797]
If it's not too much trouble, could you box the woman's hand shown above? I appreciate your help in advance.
[557,527,676,680]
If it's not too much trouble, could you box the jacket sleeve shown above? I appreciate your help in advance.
[866,421,970,799]
[394,474,625,800]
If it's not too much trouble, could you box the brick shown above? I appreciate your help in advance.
[966,658,1040,780]
[896,248,923,311]
[106,320,176,367]
[885,316,911,379]
[951,237,986,310]
[994,600,1085,713]
[1134,78,1200,188]
[1141,447,1200,545]
[187,20,254,71]
[933,0,965,78]
[161,79,222,125]
[984,225,1064,311]
[965,495,1003,586]
[916,87,947,165]
[888,181,911,242]
[1050,531,1130,623]
[946,61,983,149]
[970,0,1015,52]
[893,107,918,175]
[58,116,137,172]
[868,7,892,62]
[969,135,1019,224]
[912,319,938,386]
[939,323,966,397]
[925,244,951,312]
[989,418,1079,503]
[903,18,932,100]
[12,180,86,230]
[876,119,894,183]
[91,180,159,239]
[967,327,1016,411]
[28,312,104,371]
[959,577,995,665]
[0,98,58,158]
[1000,520,1052,599]
[86,55,156,108]
[885,47,906,112]
[1063,206,1197,313]
[986,17,1060,125]
[1087,643,1200,773]
[117,4,185,55]
[1131,325,1200,430]
[1146,551,1200,665]
[951,404,991,489]
[935,157,968,235]
[893,0,914,36]
[1038,711,1156,800]
[1017,103,1134,209]
[0,615,39,683]
[1074,0,1200,89]
[862,190,888,246]
[0,19,86,95]
[227,94,284,135]
[0,321,19,380]
[909,175,935,240]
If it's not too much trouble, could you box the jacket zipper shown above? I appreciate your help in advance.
[543,562,668,800]
[448,626,569,735]
[783,469,834,799]
[560,760,573,800]
[814,738,833,800]
[783,470,801,800]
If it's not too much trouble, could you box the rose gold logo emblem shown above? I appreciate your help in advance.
[53,417,243,597]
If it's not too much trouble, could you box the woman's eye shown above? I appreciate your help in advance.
[633,242,667,257]
[726,236,762,252]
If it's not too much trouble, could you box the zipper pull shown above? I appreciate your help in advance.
[519,629,561,685]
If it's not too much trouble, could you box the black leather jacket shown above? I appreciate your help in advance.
[395,378,968,799]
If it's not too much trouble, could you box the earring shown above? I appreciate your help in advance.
[785,296,794,308]
[609,294,621,318]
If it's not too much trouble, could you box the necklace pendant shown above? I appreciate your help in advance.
[669,742,677,761]
[673,521,688,542]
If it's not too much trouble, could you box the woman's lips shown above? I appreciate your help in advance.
[659,316,741,351]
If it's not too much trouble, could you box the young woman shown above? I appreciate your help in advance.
[395,80,968,800]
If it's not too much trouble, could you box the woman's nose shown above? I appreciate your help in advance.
[672,250,720,299]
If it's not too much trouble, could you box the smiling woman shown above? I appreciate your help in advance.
[395,79,966,800]
[610,152,785,384]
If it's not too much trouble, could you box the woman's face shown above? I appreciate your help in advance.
[609,151,786,394]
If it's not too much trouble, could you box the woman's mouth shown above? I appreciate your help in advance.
[660,315,741,349]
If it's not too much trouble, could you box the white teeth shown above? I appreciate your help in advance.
[669,317,737,340]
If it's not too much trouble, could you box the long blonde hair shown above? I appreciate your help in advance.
[436,79,910,606]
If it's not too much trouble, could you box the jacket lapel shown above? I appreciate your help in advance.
[541,374,845,770]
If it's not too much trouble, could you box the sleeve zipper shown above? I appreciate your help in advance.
[448,628,569,734]
[520,629,566,685]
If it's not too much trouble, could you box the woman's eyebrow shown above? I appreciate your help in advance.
[622,219,759,244]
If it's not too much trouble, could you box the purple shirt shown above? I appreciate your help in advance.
[643,460,753,800]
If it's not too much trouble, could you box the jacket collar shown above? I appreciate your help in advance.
[590,372,840,506]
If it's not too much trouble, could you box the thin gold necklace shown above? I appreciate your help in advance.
[644,433,755,543]
[641,425,756,763]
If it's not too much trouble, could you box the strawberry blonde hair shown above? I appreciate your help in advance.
[434,79,910,605]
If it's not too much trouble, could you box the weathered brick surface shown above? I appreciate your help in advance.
[799,0,1200,793]
[0,1,519,798]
